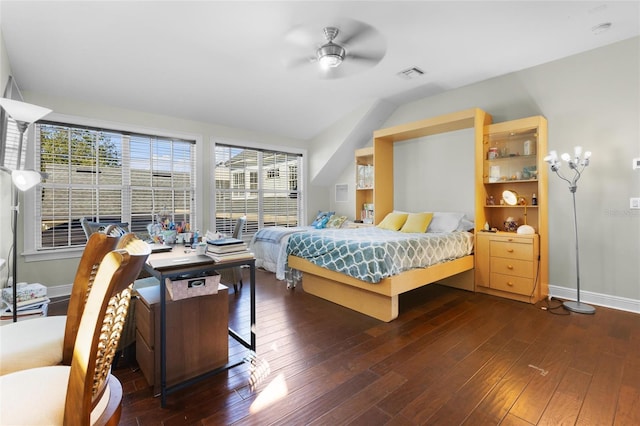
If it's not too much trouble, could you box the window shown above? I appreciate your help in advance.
[266,168,279,179]
[213,143,303,239]
[34,122,196,250]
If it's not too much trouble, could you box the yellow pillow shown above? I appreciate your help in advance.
[377,212,408,231]
[400,212,434,233]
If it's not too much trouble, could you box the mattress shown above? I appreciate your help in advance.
[286,227,474,283]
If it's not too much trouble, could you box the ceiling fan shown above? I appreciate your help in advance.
[283,20,386,79]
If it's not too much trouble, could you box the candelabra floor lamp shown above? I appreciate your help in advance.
[0,98,52,322]
[544,147,596,314]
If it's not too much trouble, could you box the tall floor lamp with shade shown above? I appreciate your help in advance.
[0,97,52,322]
[544,147,596,315]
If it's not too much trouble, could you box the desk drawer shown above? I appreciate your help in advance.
[490,240,533,260]
[136,329,155,388]
[490,272,534,295]
[490,257,533,278]
[135,297,154,347]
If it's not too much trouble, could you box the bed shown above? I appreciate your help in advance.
[286,225,475,322]
[250,226,312,280]
[249,212,348,280]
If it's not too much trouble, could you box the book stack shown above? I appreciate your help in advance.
[1,283,50,322]
[206,238,254,263]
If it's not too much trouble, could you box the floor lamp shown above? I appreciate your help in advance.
[544,147,596,314]
[0,98,52,322]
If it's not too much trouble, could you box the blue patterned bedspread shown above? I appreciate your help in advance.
[286,227,474,283]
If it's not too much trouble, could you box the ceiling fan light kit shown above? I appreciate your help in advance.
[316,27,345,69]
[317,42,345,68]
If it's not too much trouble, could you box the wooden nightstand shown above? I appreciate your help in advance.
[475,232,541,303]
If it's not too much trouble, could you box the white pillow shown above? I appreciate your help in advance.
[456,218,475,231]
[427,212,465,233]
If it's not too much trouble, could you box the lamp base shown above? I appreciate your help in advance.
[563,300,596,314]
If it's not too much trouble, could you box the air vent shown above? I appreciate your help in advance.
[397,67,425,80]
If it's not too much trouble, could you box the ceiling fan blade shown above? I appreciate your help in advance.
[338,21,377,47]
[283,56,316,70]
[348,52,384,65]
[284,25,318,48]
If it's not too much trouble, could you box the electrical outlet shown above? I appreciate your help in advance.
[631,198,640,209]
[634,158,640,170]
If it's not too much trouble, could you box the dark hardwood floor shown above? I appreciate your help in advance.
[50,269,640,425]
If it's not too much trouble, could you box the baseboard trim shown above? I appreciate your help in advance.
[549,285,640,314]
[47,283,73,299]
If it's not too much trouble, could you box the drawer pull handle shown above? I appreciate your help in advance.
[507,281,514,286]
[507,265,514,270]
[507,249,514,253]
[508,238,513,242]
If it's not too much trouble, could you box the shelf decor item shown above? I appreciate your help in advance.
[544,147,595,314]
[502,190,535,235]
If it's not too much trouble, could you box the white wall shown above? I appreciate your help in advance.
[393,129,475,218]
[333,37,640,308]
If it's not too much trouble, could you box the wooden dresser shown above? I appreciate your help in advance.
[135,283,229,395]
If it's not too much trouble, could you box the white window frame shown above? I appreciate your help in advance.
[210,138,306,236]
[24,113,203,262]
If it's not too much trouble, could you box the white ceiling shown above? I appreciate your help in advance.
[1,1,638,141]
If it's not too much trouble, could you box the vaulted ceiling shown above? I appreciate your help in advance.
[1,1,638,141]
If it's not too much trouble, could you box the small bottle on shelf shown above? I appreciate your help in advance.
[532,193,537,205]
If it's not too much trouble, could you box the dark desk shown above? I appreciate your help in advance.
[143,250,256,407]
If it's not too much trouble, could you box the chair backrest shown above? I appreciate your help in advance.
[62,232,121,365]
[232,216,246,240]
[80,217,130,240]
[64,235,150,425]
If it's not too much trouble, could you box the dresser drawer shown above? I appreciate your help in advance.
[490,272,534,295]
[490,240,533,260]
[490,257,534,278]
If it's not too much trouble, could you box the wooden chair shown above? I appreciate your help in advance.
[0,232,120,375]
[0,237,151,425]
[219,216,246,292]
[80,217,130,240]
[84,221,157,361]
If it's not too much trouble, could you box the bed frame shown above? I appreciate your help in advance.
[288,254,475,322]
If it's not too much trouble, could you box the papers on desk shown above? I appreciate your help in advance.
[147,254,214,271]
[208,251,254,263]
[147,243,173,253]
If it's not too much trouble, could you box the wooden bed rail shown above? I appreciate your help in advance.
[288,254,475,322]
